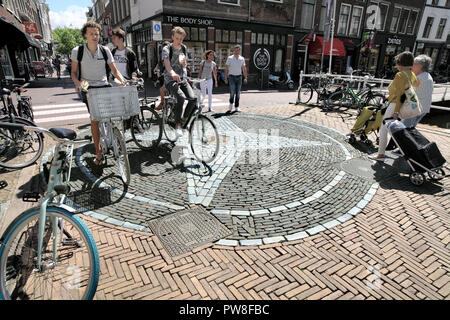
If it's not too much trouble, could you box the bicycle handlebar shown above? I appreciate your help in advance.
[0,122,91,145]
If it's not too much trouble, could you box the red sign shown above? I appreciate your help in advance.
[24,22,38,34]
[32,61,46,77]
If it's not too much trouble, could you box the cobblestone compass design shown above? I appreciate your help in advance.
[50,113,379,246]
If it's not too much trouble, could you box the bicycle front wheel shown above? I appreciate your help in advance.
[0,116,43,169]
[130,106,162,150]
[0,206,100,300]
[325,90,351,111]
[162,102,178,143]
[112,127,131,185]
[189,114,220,164]
[297,84,313,104]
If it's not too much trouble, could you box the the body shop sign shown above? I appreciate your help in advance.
[165,15,213,27]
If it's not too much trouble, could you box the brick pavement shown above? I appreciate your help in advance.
[77,103,450,300]
[2,102,449,300]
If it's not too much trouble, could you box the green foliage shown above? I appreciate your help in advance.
[52,27,85,56]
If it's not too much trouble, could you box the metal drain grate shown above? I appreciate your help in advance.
[147,207,232,257]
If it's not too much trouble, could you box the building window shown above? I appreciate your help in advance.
[447,0,450,7]
[218,0,240,5]
[318,0,328,32]
[423,17,434,38]
[368,2,389,31]
[266,0,283,3]
[431,0,439,5]
[349,6,363,37]
[436,18,447,39]
[406,10,418,34]
[397,8,410,34]
[390,7,401,33]
[337,4,351,35]
[300,0,315,30]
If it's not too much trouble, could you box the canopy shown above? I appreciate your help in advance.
[308,36,346,57]
[0,18,37,49]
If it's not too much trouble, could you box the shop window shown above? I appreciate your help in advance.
[185,42,206,75]
[406,11,418,35]
[275,48,283,73]
[422,17,434,38]
[191,28,199,41]
[185,27,191,40]
[281,35,286,46]
[390,7,401,33]
[436,18,447,39]
[0,46,14,78]
[430,48,439,71]
[397,8,410,34]
[349,6,363,37]
[216,29,222,42]
[230,31,236,43]
[337,4,351,35]
[215,44,234,69]
[251,33,256,44]
[257,33,263,45]
[223,30,229,42]
[300,0,315,30]
[199,28,206,41]
[263,34,269,45]
[269,34,274,45]
[237,31,243,43]
[218,0,240,5]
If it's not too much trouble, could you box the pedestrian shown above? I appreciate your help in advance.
[70,21,127,166]
[371,51,419,161]
[162,26,196,138]
[111,28,140,82]
[154,40,170,111]
[224,45,247,113]
[199,50,218,112]
[52,54,61,80]
[402,55,434,128]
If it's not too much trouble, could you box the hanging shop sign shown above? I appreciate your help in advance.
[253,48,271,70]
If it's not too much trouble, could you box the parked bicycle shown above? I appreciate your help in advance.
[0,82,42,169]
[324,80,386,113]
[297,75,337,107]
[83,83,139,185]
[0,122,99,300]
[162,78,220,164]
[127,78,162,151]
[1,79,34,121]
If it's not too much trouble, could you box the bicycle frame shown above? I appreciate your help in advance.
[99,119,125,159]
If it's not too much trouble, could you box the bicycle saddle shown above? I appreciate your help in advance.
[366,83,376,89]
[1,88,11,95]
[49,128,77,140]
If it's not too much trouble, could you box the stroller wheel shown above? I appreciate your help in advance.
[364,139,373,146]
[409,172,425,186]
[349,133,356,144]
[428,168,445,181]
[360,133,368,142]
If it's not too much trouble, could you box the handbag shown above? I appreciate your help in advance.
[398,71,423,119]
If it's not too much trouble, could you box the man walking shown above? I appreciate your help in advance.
[52,55,61,80]
[403,54,434,128]
[225,45,247,112]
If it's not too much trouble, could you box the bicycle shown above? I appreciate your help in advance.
[127,78,162,151]
[83,84,140,185]
[0,85,43,169]
[162,78,220,164]
[324,80,386,113]
[0,122,99,300]
[296,75,337,107]
[1,79,34,121]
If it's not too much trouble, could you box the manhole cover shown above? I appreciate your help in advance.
[148,207,232,257]
[339,158,377,180]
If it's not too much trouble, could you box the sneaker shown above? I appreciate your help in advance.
[227,104,233,113]
[208,107,213,112]
[235,107,240,112]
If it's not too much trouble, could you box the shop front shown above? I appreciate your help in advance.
[307,36,347,74]
[131,14,294,82]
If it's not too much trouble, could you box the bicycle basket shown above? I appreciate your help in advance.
[87,86,140,121]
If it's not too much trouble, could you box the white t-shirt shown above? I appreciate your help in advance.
[226,55,245,76]
[113,49,129,79]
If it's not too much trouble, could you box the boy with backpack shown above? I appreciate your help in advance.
[70,21,126,166]
[162,26,195,138]
[111,28,140,82]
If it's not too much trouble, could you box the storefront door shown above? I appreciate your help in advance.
[0,46,14,79]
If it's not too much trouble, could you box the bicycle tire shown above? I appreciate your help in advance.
[0,205,100,300]
[18,101,34,122]
[325,90,351,111]
[365,93,386,108]
[112,127,131,185]
[297,84,313,104]
[0,116,44,169]
[162,101,178,143]
[189,114,220,164]
[130,106,162,151]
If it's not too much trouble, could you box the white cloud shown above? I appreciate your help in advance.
[49,5,88,30]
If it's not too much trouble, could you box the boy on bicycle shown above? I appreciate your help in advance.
[70,21,126,166]
[162,26,196,138]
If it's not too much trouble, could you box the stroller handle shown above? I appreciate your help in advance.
[382,116,402,125]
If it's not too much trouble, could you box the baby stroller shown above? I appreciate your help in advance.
[384,118,448,186]
[348,104,385,146]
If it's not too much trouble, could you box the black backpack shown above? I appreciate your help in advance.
[160,43,187,74]
[77,44,111,81]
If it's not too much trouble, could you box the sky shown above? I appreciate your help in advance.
[47,0,92,29]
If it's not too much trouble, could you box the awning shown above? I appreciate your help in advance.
[308,36,346,57]
[0,18,36,49]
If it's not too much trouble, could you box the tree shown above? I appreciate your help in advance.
[52,27,85,56]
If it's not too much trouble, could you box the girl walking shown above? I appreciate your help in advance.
[198,50,218,112]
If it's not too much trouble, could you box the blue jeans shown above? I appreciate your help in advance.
[402,113,426,128]
[229,75,242,108]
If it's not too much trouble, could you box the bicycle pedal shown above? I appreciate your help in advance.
[0,180,7,189]
[22,192,40,202]
[62,239,81,248]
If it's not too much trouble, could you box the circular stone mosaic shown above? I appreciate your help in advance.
[44,113,380,246]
